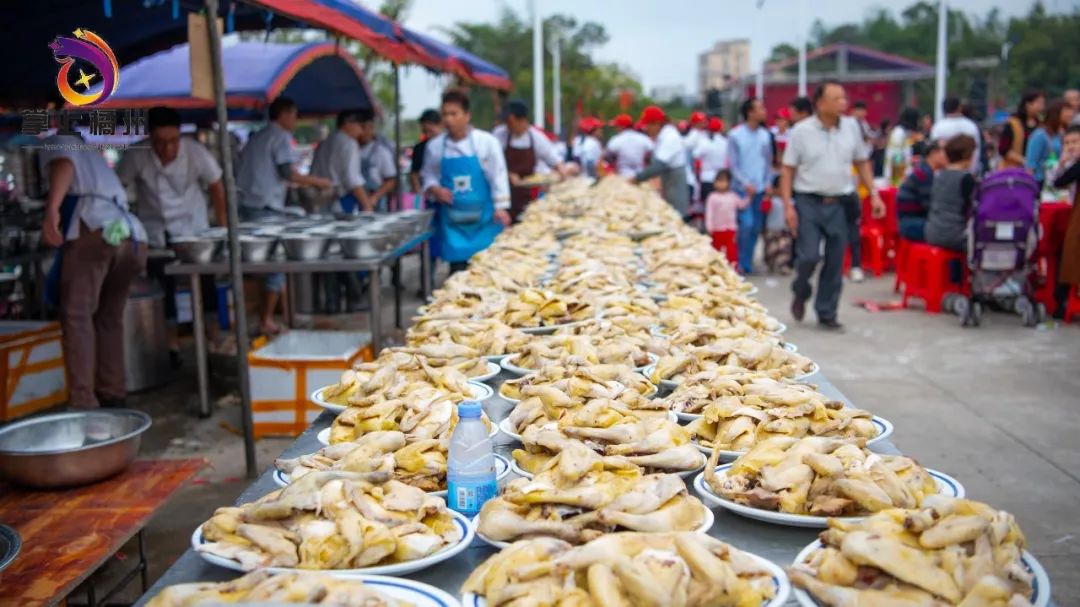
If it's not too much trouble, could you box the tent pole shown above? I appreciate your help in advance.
[934,0,948,123]
[204,0,257,479]
[394,63,402,211]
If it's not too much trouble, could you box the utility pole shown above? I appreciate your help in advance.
[550,29,562,136]
[531,0,544,128]
[934,0,949,122]
[798,0,808,96]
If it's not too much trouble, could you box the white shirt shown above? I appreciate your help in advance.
[39,135,146,243]
[651,124,687,168]
[693,134,729,183]
[605,129,653,177]
[571,135,602,166]
[358,139,397,190]
[117,138,222,248]
[492,125,563,174]
[236,122,296,209]
[931,114,982,173]
[420,128,511,210]
[309,130,363,193]
[684,128,708,185]
[783,115,870,196]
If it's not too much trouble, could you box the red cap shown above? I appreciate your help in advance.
[689,111,707,125]
[776,107,792,121]
[578,117,603,132]
[609,113,633,128]
[707,117,724,133]
[639,105,667,125]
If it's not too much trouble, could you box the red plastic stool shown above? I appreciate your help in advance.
[1064,286,1080,323]
[860,225,887,278]
[893,239,912,293]
[901,243,966,313]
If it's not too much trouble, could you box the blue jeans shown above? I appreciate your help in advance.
[736,191,764,273]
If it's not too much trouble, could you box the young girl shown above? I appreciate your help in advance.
[926,135,977,253]
[705,169,747,266]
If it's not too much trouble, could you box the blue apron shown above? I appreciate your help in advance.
[431,134,502,263]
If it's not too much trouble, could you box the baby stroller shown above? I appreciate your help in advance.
[957,168,1044,327]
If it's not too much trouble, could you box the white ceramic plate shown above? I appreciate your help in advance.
[498,354,533,376]
[310,381,492,415]
[470,361,502,383]
[793,363,820,382]
[509,451,707,480]
[482,354,508,364]
[272,453,512,495]
[772,322,788,334]
[323,574,462,607]
[640,363,679,392]
[790,541,1049,607]
[471,504,715,550]
[192,510,475,576]
[747,285,760,295]
[784,342,799,353]
[461,547,790,607]
[674,410,702,424]
[317,416,499,447]
[691,416,895,459]
[694,465,965,528]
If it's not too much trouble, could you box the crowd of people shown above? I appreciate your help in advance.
[38,81,1080,408]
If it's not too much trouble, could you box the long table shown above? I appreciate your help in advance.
[136,369,901,606]
[163,231,432,418]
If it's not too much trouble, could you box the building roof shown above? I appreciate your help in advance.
[733,42,934,88]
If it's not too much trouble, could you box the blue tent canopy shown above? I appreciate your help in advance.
[97,40,376,120]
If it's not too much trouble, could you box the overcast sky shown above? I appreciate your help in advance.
[392,0,1073,117]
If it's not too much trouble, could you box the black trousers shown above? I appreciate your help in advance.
[841,195,862,267]
[792,193,852,322]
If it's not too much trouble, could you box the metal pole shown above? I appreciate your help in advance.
[393,64,402,211]
[934,0,949,122]
[755,65,764,101]
[798,35,807,97]
[531,0,544,128]
[204,0,257,479]
[550,32,561,135]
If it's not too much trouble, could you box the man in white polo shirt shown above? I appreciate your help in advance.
[780,80,884,330]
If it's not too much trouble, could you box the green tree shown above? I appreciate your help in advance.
[768,1,1078,117]
[442,7,652,134]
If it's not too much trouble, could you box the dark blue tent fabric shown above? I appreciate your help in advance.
[400,28,511,89]
[97,41,375,120]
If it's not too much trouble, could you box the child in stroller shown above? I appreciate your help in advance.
[955,167,1044,327]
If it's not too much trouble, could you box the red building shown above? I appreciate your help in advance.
[735,43,935,125]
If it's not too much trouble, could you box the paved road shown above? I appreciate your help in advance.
[752,273,1080,601]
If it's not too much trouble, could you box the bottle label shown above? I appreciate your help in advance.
[447,479,498,517]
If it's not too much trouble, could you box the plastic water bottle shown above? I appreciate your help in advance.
[447,401,497,517]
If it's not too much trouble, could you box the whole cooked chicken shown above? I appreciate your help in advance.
[406,318,531,357]
[147,570,414,607]
[479,441,706,544]
[276,430,447,492]
[197,472,461,571]
[686,377,879,452]
[512,423,704,476]
[463,532,777,607]
[705,436,940,517]
[651,339,814,383]
[499,288,593,328]
[789,496,1035,606]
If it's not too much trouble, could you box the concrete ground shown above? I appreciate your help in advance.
[77,259,1080,603]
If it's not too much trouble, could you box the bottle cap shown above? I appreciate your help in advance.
[458,401,483,419]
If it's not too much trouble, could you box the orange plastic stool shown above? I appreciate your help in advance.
[1064,286,1080,323]
[901,243,966,313]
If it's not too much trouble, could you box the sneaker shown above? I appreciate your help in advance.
[849,267,866,282]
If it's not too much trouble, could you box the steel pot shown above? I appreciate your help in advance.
[0,409,151,489]
[281,235,329,261]
[239,236,278,262]
[171,237,221,264]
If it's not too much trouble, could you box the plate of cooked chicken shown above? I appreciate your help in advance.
[273,435,512,497]
[193,472,475,576]
[788,497,1049,606]
[146,570,462,607]
[693,437,964,528]
[461,533,791,607]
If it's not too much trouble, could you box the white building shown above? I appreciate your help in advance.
[698,39,751,98]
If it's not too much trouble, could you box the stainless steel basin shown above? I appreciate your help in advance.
[281,235,329,261]
[339,231,392,259]
[0,409,152,489]
[239,236,278,262]
[171,237,221,264]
